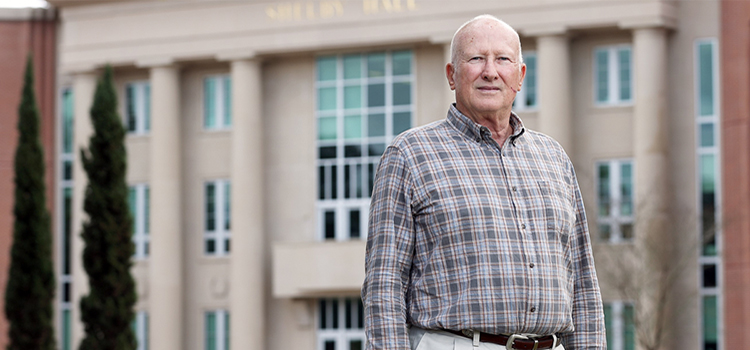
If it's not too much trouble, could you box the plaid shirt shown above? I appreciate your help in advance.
[362,106,605,350]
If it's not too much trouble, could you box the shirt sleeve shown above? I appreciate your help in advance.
[362,145,415,350]
[561,166,607,350]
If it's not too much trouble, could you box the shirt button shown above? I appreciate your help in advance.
[530,307,536,312]
[512,186,517,192]
[521,223,526,229]
[529,263,535,268]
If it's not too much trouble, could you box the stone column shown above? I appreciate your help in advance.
[70,71,97,349]
[633,27,669,223]
[632,26,671,339]
[148,63,183,350]
[229,58,265,350]
[536,33,572,152]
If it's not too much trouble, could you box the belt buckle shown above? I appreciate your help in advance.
[506,334,538,350]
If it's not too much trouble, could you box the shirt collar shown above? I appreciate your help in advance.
[447,104,526,145]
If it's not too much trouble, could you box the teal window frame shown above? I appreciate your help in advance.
[62,88,74,153]
[594,45,633,105]
[62,309,71,350]
[702,295,718,350]
[128,184,150,259]
[603,301,636,350]
[204,75,232,130]
[317,297,365,350]
[125,81,151,135]
[204,180,231,256]
[697,41,717,117]
[596,159,635,243]
[131,311,149,350]
[58,87,75,350]
[695,38,721,350]
[315,50,414,241]
[205,310,230,350]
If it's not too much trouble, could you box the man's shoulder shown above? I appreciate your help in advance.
[523,128,562,147]
[520,128,571,162]
[389,119,451,150]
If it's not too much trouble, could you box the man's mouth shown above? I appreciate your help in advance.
[478,86,500,91]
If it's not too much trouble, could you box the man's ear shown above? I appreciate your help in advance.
[517,63,527,91]
[446,63,456,91]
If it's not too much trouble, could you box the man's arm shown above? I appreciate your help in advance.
[362,145,416,350]
[561,168,606,350]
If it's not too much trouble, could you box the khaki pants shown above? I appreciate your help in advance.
[408,327,565,350]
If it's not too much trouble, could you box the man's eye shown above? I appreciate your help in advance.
[470,57,482,61]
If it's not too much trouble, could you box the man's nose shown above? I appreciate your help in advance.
[481,61,499,80]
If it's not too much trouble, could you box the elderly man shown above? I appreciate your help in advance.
[362,14,605,350]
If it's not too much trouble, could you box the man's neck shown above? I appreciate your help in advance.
[460,108,514,146]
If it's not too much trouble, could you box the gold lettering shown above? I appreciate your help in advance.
[267,0,346,21]
[363,0,416,15]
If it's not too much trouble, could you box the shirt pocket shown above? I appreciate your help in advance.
[537,180,574,260]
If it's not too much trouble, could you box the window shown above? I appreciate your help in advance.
[204,75,232,130]
[604,301,635,350]
[205,180,231,255]
[62,88,74,155]
[125,81,150,134]
[318,297,364,350]
[596,159,634,243]
[58,87,74,350]
[132,311,149,350]
[696,39,720,257]
[702,295,718,350]
[697,41,717,117]
[594,45,632,105]
[316,51,414,241]
[699,153,717,255]
[62,309,71,350]
[696,38,721,350]
[513,52,537,110]
[205,310,230,350]
[128,184,150,259]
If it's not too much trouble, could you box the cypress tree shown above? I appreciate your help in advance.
[4,56,56,350]
[79,66,137,350]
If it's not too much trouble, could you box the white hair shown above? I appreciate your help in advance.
[449,14,524,67]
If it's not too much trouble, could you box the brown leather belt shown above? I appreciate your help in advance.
[444,329,559,350]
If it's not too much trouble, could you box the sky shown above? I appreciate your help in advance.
[0,0,48,8]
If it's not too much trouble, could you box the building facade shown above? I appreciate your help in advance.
[0,6,57,348]
[48,0,725,349]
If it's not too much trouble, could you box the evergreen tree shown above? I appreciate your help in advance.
[4,56,56,350]
[79,66,137,350]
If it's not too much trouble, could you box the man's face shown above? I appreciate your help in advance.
[447,20,526,119]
